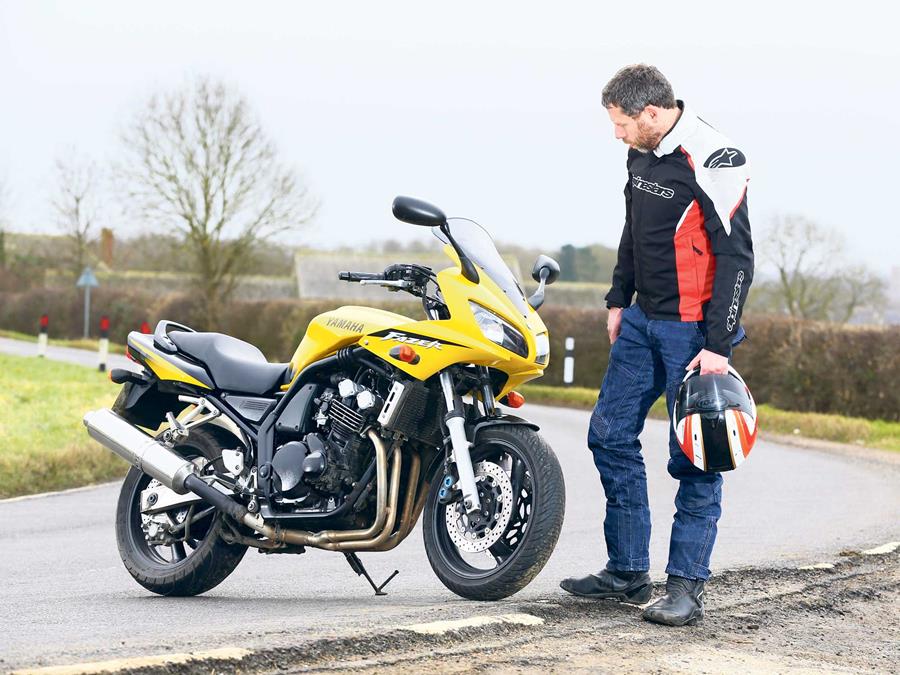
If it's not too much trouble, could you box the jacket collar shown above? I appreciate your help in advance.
[653,100,698,157]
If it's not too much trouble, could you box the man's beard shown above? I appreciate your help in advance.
[629,120,664,153]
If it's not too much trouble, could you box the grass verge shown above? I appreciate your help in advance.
[0,328,126,354]
[520,384,900,453]
[0,353,127,498]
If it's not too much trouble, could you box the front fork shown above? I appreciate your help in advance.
[438,370,483,516]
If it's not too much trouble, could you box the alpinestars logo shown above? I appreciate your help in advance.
[704,147,746,169]
[380,331,442,350]
[632,175,674,199]
[726,270,745,332]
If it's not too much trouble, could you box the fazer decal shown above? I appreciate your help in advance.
[372,329,466,350]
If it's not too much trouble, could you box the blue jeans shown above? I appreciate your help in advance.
[587,304,736,581]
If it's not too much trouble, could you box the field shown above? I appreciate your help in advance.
[0,353,125,498]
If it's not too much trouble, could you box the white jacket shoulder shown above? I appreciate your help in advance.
[682,121,749,235]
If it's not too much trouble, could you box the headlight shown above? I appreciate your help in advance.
[469,302,528,358]
[535,333,549,365]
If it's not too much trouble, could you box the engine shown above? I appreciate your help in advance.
[270,375,383,509]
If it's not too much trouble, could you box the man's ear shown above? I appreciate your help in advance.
[642,105,659,122]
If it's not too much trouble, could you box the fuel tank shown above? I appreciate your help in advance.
[287,306,412,379]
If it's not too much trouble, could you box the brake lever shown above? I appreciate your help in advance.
[359,279,413,289]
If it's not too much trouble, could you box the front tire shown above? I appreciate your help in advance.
[423,425,565,600]
[115,426,248,596]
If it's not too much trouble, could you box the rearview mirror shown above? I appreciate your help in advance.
[391,196,447,228]
[527,255,561,310]
[531,255,560,285]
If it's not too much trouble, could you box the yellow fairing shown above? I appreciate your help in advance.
[358,245,548,399]
[287,306,413,380]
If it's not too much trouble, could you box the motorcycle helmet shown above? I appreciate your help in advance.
[673,365,757,472]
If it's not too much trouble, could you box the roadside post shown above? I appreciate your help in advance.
[563,337,575,386]
[75,267,99,339]
[98,315,110,372]
[38,314,49,357]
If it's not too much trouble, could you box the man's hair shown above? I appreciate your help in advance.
[602,64,676,117]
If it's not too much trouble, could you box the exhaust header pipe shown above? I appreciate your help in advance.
[83,409,197,494]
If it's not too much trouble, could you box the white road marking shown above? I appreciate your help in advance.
[10,647,252,675]
[799,562,835,570]
[862,541,899,555]
[0,481,119,504]
[402,612,544,635]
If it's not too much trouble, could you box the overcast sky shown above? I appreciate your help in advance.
[1,1,897,272]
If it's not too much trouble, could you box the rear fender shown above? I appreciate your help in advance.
[112,379,183,431]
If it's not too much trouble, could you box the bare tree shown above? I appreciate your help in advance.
[121,78,317,327]
[757,214,885,323]
[52,153,100,277]
[834,265,886,323]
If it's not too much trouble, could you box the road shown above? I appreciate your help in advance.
[0,336,133,371]
[1,388,898,671]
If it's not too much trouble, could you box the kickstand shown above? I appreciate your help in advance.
[343,552,399,596]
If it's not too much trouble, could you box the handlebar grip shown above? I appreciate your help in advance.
[338,271,385,282]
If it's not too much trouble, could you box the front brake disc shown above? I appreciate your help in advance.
[444,460,514,553]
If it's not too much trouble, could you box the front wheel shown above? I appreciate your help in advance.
[423,425,565,600]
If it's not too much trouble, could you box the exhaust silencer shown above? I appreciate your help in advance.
[83,409,197,494]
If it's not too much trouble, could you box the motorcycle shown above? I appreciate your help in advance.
[83,196,565,600]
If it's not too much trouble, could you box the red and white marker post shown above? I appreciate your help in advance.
[563,337,575,386]
[98,315,110,372]
[38,314,49,357]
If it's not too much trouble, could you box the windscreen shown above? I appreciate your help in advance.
[433,218,529,316]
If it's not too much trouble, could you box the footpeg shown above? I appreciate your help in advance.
[344,552,399,596]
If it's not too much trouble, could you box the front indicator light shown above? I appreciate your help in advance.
[501,391,525,408]
[389,345,420,364]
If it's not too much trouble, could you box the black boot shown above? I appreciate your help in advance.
[560,569,653,604]
[642,575,705,626]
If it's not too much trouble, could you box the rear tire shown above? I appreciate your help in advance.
[115,426,247,596]
[423,425,565,600]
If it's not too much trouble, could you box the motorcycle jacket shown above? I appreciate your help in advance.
[605,101,754,356]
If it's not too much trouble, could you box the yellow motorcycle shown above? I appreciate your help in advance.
[83,196,565,600]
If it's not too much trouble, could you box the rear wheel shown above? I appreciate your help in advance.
[115,426,247,596]
[423,425,565,600]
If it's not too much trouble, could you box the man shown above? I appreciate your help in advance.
[560,64,753,626]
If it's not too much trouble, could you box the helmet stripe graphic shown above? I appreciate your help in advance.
[682,415,694,463]
[690,413,705,470]
[724,409,745,469]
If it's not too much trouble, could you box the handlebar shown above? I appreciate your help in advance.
[338,271,385,282]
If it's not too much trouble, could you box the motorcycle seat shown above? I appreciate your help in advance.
[169,331,289,394]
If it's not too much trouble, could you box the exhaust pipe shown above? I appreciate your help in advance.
[83,409,198,494]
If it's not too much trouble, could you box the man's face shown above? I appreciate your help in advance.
[606,105,663,153]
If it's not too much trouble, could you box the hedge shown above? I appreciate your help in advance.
[1,288,897,421]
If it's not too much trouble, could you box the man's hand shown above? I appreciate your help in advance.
[607,307,623,344]
[686,348,729,375]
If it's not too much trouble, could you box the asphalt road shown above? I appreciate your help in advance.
[2,396,898,671]
[0,336,134,371]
